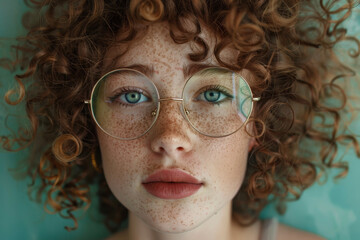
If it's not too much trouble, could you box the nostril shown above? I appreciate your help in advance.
[151,134,192,154]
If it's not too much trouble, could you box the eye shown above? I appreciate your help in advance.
[196,86,233,104]
[122,91,148,104]
[106,88,150,106]
[203,90,224,102]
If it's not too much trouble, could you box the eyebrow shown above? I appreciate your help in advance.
[183,63,218,79]
[121,64,155,77]
[117,63,218,79]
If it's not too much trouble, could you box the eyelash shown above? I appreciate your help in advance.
[106,87,150,107]
[195,85,234,104]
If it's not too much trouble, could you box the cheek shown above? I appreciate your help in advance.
[201,131,250,198]
[96,129,144,197]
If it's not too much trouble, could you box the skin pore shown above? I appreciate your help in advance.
[97,22,324,240]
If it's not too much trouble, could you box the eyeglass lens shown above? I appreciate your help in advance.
[90,68,253,139]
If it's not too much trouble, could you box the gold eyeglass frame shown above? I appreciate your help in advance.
[84,67,260,140]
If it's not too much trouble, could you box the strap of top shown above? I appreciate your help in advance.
[259,218,278,240]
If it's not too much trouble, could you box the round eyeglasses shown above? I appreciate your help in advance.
[84,67,260,140]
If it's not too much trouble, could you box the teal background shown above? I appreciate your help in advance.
[0,0,359,239]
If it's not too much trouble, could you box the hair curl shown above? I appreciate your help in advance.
[1,0,360,232]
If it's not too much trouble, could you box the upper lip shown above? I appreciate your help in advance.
[142,169,202,184]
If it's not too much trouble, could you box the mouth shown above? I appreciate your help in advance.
[142,169,203,199]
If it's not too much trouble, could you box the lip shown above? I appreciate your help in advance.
[142,169,203,199]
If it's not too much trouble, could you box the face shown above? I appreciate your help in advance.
[96,22,254,233]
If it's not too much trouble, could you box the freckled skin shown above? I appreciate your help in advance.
[97,22,254,237]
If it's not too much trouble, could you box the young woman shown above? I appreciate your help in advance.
[1,0,359,239]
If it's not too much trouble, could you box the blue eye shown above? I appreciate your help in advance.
[107,88,150,106]
[197,87,233,104]
[122,92,148,104]
[204,90,222,102]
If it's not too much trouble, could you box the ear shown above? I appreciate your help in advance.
[248,137,258,152]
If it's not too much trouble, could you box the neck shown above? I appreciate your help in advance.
[128,202,237,240]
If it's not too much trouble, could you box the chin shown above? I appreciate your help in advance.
[138,208,217,234]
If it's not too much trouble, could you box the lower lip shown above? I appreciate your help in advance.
[142,182,202,199]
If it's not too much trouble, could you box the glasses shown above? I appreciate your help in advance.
[84,67,260,140]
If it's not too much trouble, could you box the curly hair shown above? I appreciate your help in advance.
[1,0,359,232]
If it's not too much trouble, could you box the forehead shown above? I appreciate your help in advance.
[102,22,236,74]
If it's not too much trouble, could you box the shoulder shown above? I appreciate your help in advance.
[277,222,326,240]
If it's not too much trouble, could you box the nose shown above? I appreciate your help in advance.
[149,100,193,157]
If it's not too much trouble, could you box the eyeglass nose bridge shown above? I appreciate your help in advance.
[159,97,183,102]
[151,97,190,117]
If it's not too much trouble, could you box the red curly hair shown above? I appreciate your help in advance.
[1,0,360,232]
